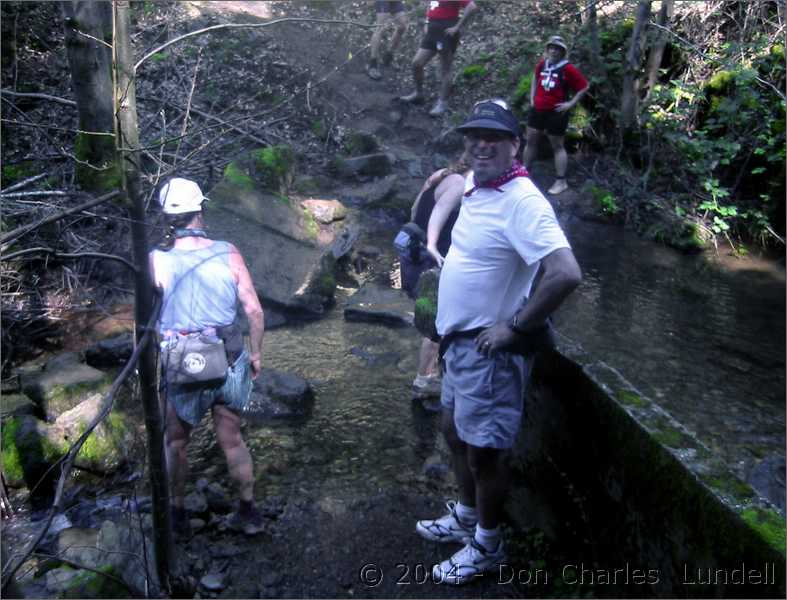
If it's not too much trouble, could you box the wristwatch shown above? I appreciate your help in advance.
[508,313,527,335]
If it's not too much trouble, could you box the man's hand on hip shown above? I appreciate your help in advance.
[474,323,517,357]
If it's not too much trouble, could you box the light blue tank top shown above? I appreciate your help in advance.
[154,241,238,334]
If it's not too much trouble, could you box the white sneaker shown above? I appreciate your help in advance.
[415,500,475,543]
[429,100,448,116]
[432,538,506,585]
[547,179,569,195]
[412,374,441,397]
[399,91,424,104]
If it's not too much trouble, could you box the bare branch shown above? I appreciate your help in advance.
[0,190,120,249]
[135,17,375,71]
[0,247,138,273]
[0,190,74,198]
[0,174,50,193]
[0,89,76,107]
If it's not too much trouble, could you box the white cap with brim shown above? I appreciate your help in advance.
[546,35,568,52]
[158,178,208,215]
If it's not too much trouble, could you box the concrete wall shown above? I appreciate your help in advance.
[507,340,785,598]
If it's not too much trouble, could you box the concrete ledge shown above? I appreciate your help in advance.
[509,338,785,598]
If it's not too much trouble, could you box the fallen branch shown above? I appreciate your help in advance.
[0,89,76,107]
[0,174,49,194]
[0,247,138,273]
[0,190,120,249]
[0,191,74,199]
[0,298,160,595]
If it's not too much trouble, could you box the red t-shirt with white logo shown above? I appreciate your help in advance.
[533,58,588,111]
[427,0,470,21]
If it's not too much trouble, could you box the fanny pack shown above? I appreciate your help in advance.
[162,332,229,385]
[393,222,427,261]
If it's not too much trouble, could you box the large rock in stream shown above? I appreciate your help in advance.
[207,151,356,321]
[244,368,313,422]
[343,281,414,327]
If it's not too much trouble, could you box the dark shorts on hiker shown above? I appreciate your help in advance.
[441,336,532,449]
[376,0,405,14]
[420,19,460,53]
[528,108,570,136]
[162,349,252,427]
[400,251,435,300]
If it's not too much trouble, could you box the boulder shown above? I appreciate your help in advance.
[207,176,347,318]
[244,368,313,422]
[1,394,133,490]
[1,392,38,420]
[20,352,112,421]
[301,199,347,224]
[344,281,414,327]
[331,153,395,179]
[84,334,133,369]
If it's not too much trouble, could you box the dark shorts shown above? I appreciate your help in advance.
[400,251,435,299]
[376,0,404,14]
[163,349,252,427]
[420,19,460,53]
[528,108,570,137]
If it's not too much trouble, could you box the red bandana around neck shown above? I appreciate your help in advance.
[465,161,529,197]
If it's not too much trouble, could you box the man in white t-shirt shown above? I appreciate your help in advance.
[415,99,582,585]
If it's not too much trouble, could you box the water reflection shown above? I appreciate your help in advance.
[558,218,785,484]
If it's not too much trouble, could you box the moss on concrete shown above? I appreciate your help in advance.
[302,209,320,240]
[615,389,647,408]
[63,564,129,599]
[75,411,128,467]
[741,507,786,556]
[702,472,757,502]
[252,145,294,192]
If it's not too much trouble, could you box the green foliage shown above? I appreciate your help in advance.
[1,417,23,482]
[223,162,255,191]
[512,72,533,111]
[589,185,621,216]
[461,64,488,80]
[1,161,37,186]
[149,52,168,63]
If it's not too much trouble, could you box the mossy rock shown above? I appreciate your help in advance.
[413,268,440,341]
[60,565,129,599]
[222,145,296,194]
[343,131,380,156]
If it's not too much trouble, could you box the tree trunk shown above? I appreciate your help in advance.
[619,0,651,130]
[61,0,119,191]
[585,0,601,75]
[644,0,674,99]
[113,1,173,593]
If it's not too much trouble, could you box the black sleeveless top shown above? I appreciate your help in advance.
[413,184,459,257]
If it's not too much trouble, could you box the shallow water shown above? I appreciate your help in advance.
[191,219,784,504]
[558,218,785,485]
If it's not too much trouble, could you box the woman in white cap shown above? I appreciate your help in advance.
[149,177,266,536]
[522,35,589,195]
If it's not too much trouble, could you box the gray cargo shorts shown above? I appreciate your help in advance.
[441,336,531,449]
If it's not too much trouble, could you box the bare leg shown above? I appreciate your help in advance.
[441,409,475,507]
[548,134,568,178]
[389,13,407,54]
[417,337,440,377]
[523,126,542,171]
[369,13,389,63]
[437,48,455,102]
[402,48,434,100]
[212,404,254,502]
[467,445,509,529]
[165,402,192,508]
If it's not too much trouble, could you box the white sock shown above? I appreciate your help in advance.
[474,524,500,551]
[454,502,477,524]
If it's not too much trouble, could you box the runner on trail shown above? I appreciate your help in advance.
[399,0,479,117]
[367,1,408,80]
[522,35,589,195]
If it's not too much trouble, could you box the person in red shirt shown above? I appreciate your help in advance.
[399,0,478,117]
[523,35,589,195]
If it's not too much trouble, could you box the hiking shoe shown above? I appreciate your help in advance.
[429,100,448,117]
[416,500,475,543]
[412,374,441,398]
[227,502,265,535]
[399,91,425,104]
[547,179,569,195]
[367,64,382,80]
[382,50,394,67]
[432,538,506,585]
